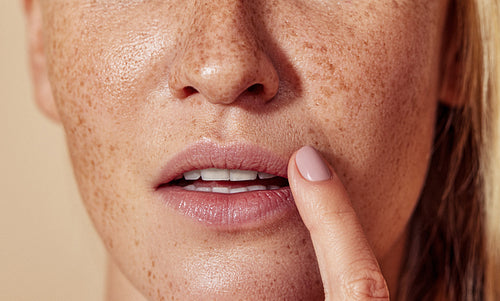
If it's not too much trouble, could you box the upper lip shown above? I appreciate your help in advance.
[154,140,289,189]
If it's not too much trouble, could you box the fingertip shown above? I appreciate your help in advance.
[295,146,332,182]
[288,146,335,185]
[287,146,340,228]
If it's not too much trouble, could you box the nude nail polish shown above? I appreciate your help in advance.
[295,146,332,182]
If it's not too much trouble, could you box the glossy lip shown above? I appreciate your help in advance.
[153,140,298,230]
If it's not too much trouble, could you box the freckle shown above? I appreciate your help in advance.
[338,79,349,92]
[320,86,333,98]
[135,240,140,246]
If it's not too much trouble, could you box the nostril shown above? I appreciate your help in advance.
[247,84,264,95]
[182,86,198,98]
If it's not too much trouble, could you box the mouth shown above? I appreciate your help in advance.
[154,141,297,230]
[161,168,289,194]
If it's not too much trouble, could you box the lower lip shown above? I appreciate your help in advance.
[155,186,297,230]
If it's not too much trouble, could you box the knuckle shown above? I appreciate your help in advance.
[343,268,390,301]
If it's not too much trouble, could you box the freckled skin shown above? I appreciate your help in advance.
[38,0,449,300]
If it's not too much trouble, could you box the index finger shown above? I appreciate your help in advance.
[288,146,389,300]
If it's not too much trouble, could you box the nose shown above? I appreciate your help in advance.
[168,2,279,105]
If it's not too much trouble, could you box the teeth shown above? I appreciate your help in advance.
[212,187,229,194]
[197,187,212,192]
[179,169,283,194]
[182,185,281,194]
[247,185,267,191]
[184,184,196,191]
[229,170,258,181]
[200,168,230,181]
[183,170,201,180]
[258,172,276,179]
[229,187,249,193]
[183,168,277,181]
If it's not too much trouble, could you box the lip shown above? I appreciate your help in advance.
[153,140,298,230]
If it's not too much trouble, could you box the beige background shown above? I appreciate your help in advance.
[1,2,106,300]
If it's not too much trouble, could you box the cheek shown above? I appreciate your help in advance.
[41,4,158,267]
[284,3,442,255]
[42,4,170,198]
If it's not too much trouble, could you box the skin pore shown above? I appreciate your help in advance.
[27,0,451,299]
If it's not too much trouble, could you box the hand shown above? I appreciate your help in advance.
[288,146,390,300]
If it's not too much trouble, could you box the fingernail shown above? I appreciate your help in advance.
[295,146,332,182]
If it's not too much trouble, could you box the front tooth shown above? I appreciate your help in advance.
[196,187,211,192]
[247,185,267,192]
[212,187,230,194]
[200,168,230,181]
[229,187,249,194]
[184,170,201,180]
[230,169,258,181]
[184,184,196,191]
[258,172,276,179]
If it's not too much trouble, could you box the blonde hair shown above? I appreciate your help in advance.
[479,0,500,299]
[398,0,499,300]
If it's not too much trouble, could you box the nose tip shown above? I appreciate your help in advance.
[167,1,280,106]
[169,53,279,104]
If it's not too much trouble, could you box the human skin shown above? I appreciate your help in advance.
[25,0,452,299]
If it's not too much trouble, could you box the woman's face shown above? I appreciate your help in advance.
[37,0,449,299]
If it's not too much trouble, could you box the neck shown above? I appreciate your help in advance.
[380,230,407,301]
